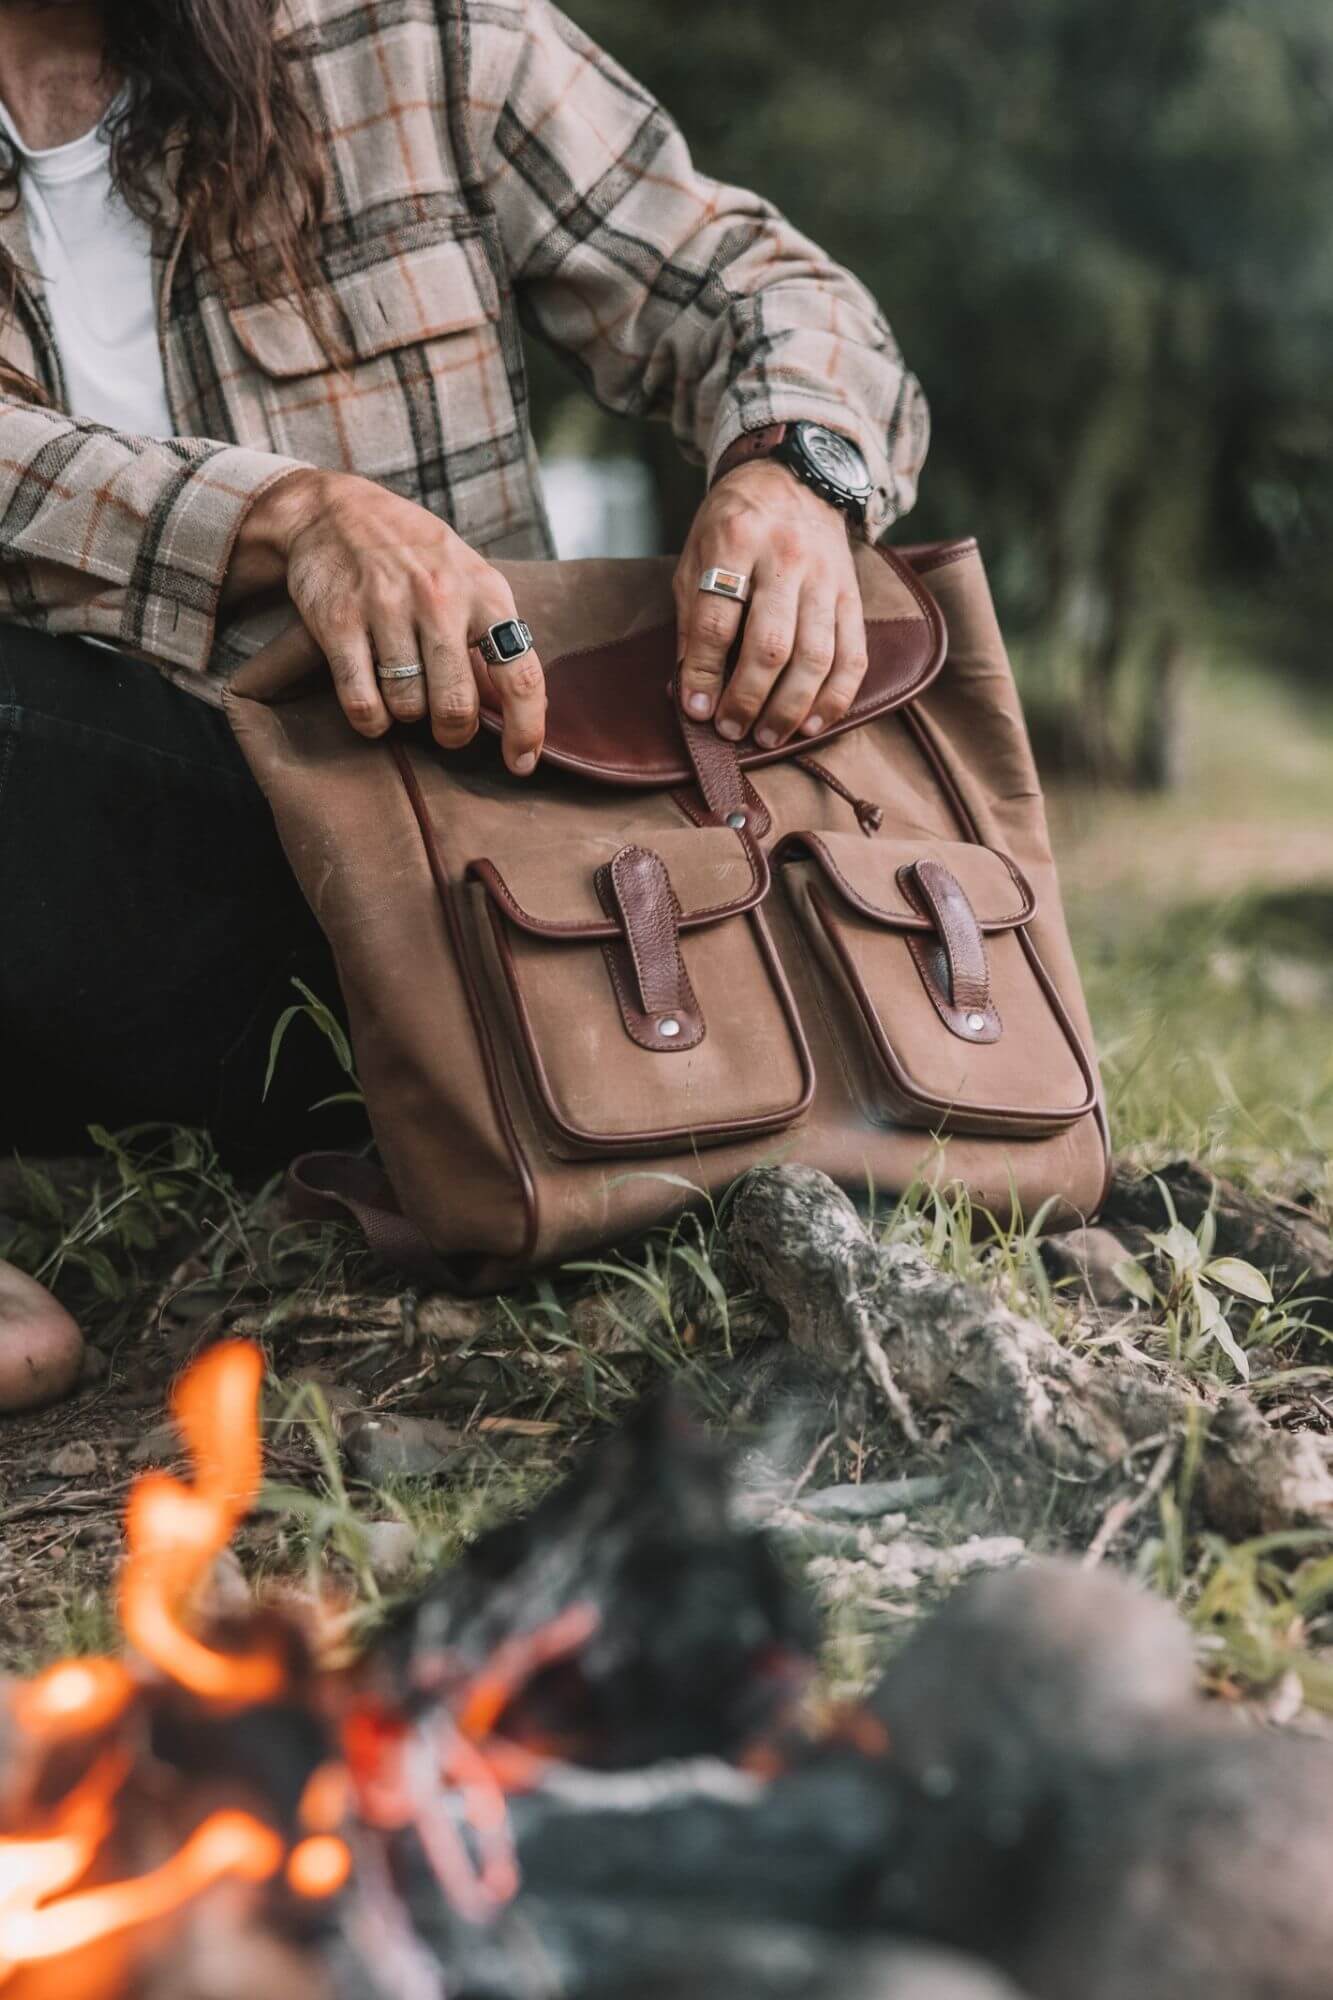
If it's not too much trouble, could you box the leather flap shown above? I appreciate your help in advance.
[475,540,946,788]
[468,827,768,938]
[782,832,1036,931]
[226,230,500,376]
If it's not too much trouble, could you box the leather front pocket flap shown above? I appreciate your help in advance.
[781,833,1095,1138]
[468,833,813,1160]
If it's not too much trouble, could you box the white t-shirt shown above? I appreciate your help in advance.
[0,94,173,437]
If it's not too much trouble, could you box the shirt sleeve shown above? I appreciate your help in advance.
[474,0,929,540]
[0,394,302,675]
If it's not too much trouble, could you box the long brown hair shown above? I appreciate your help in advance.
[0,0,332,400]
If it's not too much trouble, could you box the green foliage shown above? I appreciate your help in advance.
[553,0,1333,769]
[264,977,364,1110]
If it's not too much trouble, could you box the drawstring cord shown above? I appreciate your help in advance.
[794,753,884,836]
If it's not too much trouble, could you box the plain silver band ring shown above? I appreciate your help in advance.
[376,661,424,682]
[698,566,751,603]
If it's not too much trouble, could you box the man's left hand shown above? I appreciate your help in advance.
[675,461,868,747]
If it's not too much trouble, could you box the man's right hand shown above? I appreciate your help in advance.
[226,469,546,776]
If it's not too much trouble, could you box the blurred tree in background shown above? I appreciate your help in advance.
[532,0,1333,785]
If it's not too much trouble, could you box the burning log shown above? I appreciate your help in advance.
[3,1332,1333,2000]
[728,1164,1333,1535]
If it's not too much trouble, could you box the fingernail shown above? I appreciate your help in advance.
[800,714,825,736]
[513,751,537,776]
[716,718,744,741]
[686,691,713,718]
[754,726,779,749]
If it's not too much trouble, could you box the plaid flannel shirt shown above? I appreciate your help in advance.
[0,0,928,698]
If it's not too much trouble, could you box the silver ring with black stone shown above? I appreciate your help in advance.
[477,618,535,668]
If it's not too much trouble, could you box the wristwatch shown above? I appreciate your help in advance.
[712,421,874,526]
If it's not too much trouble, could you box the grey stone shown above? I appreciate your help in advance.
[45,1439,98,1480]
[344,1412,460,1482]
[1040,1224,1138,1307]
[363,1519,418,1583]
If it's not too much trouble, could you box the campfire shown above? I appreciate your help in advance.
[3,1333,1332,2000]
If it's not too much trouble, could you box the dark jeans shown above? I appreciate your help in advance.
[0,626,357,1166]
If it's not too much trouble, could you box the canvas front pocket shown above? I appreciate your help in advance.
[781,832,1097,1138]
[465,831,814,1162]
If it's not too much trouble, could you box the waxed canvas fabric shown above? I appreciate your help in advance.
[225,539,1109,1287]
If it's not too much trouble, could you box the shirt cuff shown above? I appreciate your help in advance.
[127,443,306,679]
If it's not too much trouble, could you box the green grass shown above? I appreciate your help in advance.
[2,654,1332,1711]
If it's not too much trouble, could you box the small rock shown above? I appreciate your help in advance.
[416,1295,491,1343]
[45,1440,98,1480]
[130,1422,180,1466]
[343,1412,460,1482]
[1041,1225,1138,1308]
[0,1262,85,1413]
[79,1345,110,1385]
[567,1285,640,1352]
[363,1519,417,1584]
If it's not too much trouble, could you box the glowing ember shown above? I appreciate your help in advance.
[286,1834,352,1900]
[10,1661,133,1745]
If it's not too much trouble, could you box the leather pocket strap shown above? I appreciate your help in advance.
[596,845,704,1052]
[899,858,1002,1043]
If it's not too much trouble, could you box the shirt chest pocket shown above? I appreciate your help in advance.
[222,228,512,514]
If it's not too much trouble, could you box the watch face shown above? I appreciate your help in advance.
[793,423,872,496]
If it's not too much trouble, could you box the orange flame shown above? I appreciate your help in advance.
[119,1342,282,1703]
[0,1342,303,1983]
[10,1661,133,1746]
[0,1812,283,1969]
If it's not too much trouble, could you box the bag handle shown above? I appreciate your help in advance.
[285,1152,447,1280]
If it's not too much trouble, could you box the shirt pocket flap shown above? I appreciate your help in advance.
[226,231,501,377]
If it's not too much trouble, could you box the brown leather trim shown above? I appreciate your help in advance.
[390,739,541,1264]
[595,847,705,1053]
[484,900,816,1159]
[807,887,1097,1138]
[670,773,772,839]
[466,830,769,938]
[679,699,749,821]
[904,932,1002,1045]
[899,861,1002,1044]
[901,705,1111,1173]
[775,831,1036,932]
[897,539,980,576]
[473,545,946,788]
[709,422,790,488]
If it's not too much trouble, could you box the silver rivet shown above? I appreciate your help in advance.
[966,1012,986,1033]
[726,810,747,831]
[658,1016,682,1039]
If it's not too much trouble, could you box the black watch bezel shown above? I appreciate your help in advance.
[778,421,873,523]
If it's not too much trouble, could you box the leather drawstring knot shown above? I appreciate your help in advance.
[794,753,884,836]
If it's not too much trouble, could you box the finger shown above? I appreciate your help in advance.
[369,614,428,725]
[798,591,870,738]
[713,553,800,742]
[420,607,478,749]
[472,585,545,775]
[753,581,838,747]
[307,605,389,738]
[676,556,746,723]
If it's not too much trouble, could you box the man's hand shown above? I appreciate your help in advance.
[227,470,546,775]
[675,461,868,747]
